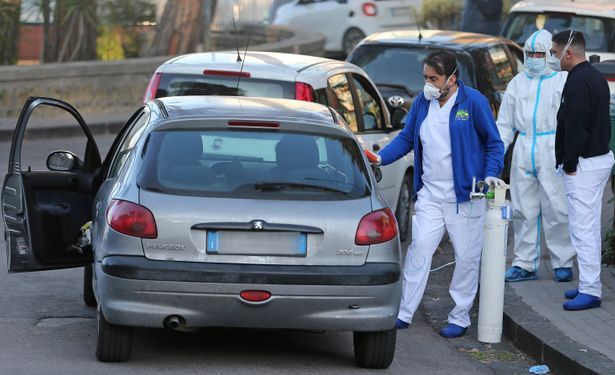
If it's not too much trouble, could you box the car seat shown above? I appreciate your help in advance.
[272,135,328,181]
[158,132,212,189]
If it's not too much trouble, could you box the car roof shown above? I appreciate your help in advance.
[151,95,350,134]
[157,51,347,81]
[510,0,615,18]
[357,29,513,51]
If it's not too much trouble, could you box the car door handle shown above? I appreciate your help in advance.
[372,144,380,152]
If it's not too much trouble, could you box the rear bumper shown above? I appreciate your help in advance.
[96,256,401,331]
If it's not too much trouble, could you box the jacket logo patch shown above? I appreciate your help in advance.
[455,109,469,121]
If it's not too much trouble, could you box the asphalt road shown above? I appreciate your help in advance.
[0,134,498,375]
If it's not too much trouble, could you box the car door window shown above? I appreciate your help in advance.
[506,43,525,74]
[350,74,385,132]
[327,73,358,132]
[108,109,150,178]
[487,44,515,89]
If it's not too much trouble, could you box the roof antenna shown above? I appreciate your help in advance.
[411,7,423,43]
[232,17,242,62]
[236,30,251,90]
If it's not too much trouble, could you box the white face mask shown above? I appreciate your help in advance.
[525,57,546,75]
[547,30,575,72]
[423,67,457,101]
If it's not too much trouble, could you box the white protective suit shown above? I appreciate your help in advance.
[497,29,575,272]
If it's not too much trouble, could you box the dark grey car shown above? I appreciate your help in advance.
[2,96,401,368]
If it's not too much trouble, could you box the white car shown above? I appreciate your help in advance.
[144,51,414,241]
[501,0,615,61]
[272,0,417,55]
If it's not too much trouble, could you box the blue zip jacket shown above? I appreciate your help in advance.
[379,80,504,203]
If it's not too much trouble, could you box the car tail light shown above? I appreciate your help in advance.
[204,69,251,78]
[362,3,377,16]
[106,199,157,239]
[240,290,271,302]
[143,72,162,103]
[295,82,314,102]
[355,208,397,245]
[228,120,280,128]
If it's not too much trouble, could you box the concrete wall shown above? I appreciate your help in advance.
[0,26,325,125]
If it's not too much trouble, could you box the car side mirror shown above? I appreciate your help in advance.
[47,151,82,171]
[372,165,382,183]
[390,107,407,130]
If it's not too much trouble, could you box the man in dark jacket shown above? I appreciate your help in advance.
[550,30,614,311]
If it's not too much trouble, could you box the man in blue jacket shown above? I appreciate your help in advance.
[371,50,504,338]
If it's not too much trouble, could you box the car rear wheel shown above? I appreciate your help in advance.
[353,328,397,369]
[96,308,133,362]
[343,28,366,56]
[395,171,412,242]
[83,263,96,307]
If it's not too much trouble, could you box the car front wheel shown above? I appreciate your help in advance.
[343,28,366,56]
[395,171,412,242]
[96,308,133,362]
[353,328,397,369]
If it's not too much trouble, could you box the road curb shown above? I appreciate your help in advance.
[503,286,615,375]
[0,119,125,142]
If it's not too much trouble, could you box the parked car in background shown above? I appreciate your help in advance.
[347,29,525,117]
[271,0,418,56]
[501,0,615,61]
[143,51,413,241]
[593,60,615,186]
[2,96,402,368]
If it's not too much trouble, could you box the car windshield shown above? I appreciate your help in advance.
[503,12,615,52]
[138,129,371,200]
[349,45,475,95]
[155,73,296,99]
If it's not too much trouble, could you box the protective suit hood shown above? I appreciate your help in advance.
[524,29,553,77]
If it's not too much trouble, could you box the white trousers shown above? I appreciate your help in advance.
[398,197,485,327]
[562,166,611,298]
[510,135,575,271]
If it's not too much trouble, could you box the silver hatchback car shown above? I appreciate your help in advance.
[3,96,401,368]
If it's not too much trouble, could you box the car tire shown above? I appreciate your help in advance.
[395,171,412,242]
[96,308,133,362]
[353,328,397,369]
[343,28,366,56]
[83,263,97,307]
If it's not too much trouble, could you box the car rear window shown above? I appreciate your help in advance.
[138,129,371,200]
[155,73,296,99]
[349,45,475,96]
[503,12,615,52]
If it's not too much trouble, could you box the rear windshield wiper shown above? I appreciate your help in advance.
[374,83,416,97]
[254,181,348,194]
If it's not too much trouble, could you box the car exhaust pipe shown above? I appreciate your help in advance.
[164,315,185,329]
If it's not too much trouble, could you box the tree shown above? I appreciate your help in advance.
[42,0,98,62]
[0,0,21,65]
[149,0,217,56]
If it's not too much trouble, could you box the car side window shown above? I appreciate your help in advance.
[350,74,385,132]
[108,110,150,178]
[327,73,358,132]
[487,44,515,88]
[506,43,525,73]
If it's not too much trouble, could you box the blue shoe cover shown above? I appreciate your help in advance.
[439,323,467,338]
[554,268,573,282]
[564,289,578,300]
[395,318,409,329]
[505,266,537,282]
[563,293,601,311]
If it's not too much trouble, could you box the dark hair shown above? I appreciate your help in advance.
[424,50,458,78]
[552,30,586,52]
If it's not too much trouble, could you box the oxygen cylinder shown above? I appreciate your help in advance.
[477,185,511,343]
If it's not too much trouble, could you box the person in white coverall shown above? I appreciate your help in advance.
[497,29,576,282]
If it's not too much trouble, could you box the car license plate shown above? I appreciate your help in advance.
[207,231,307,256]
[390,7,411,17]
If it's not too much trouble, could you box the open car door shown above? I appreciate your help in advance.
[2,97,101,272]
